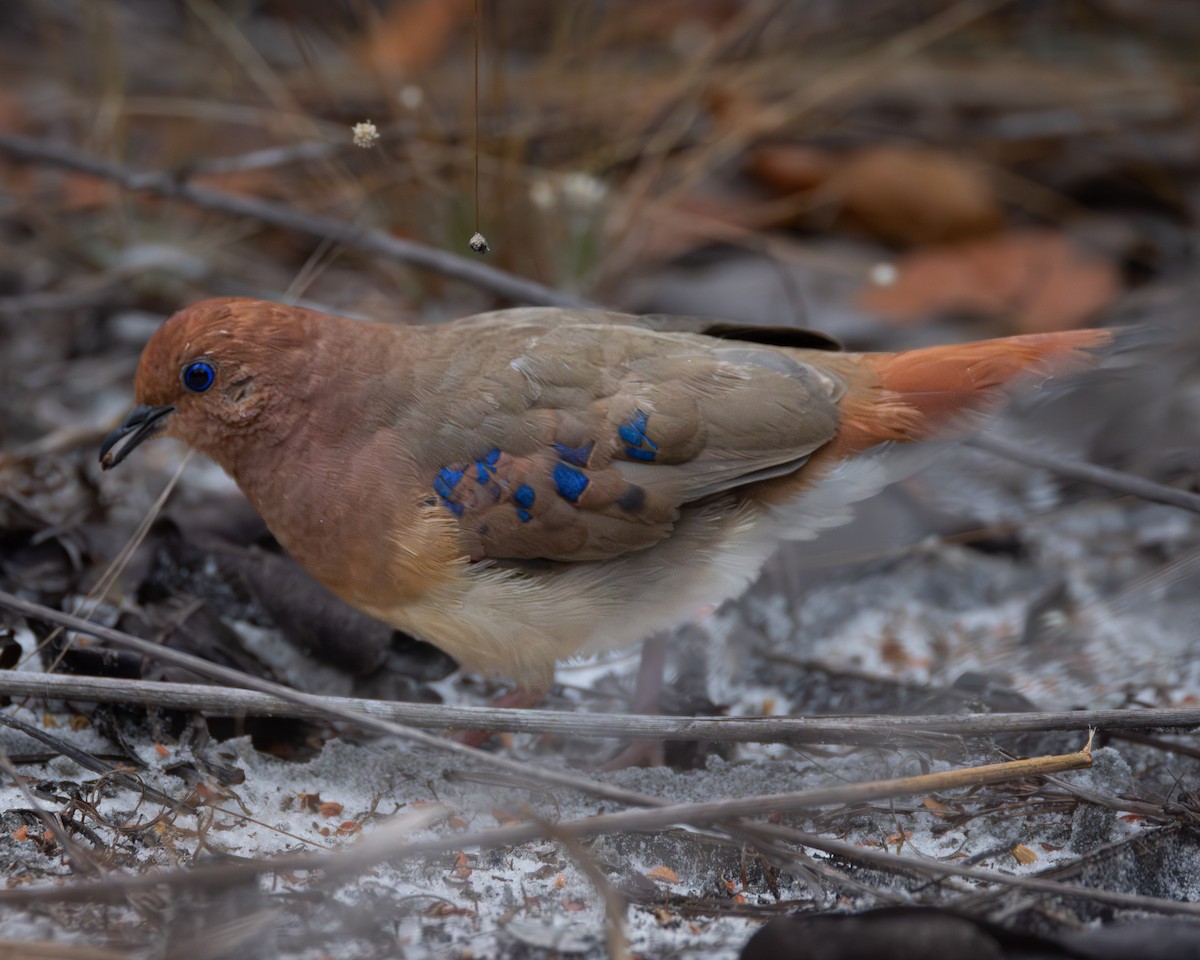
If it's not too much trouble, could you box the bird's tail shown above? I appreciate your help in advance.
[826,328,1114,457]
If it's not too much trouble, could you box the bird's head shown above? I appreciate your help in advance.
[100,297,313,470]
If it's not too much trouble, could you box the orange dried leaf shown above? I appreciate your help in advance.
[360,0,470,80]
[318,801,344,819]
[748,144,833,193]
[880,633,909,667]
[553,873,567,889]
[646,865,680,884]
[922,796,953,816]
[563,899,586,912]
[749,143,1003,245]
[1011,843,1038,865]
[859,229,1120,333]
[296,791,322,812]
[155,743,170,758]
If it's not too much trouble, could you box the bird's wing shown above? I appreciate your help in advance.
[400,311,845,562]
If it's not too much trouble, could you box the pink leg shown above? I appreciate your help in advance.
[455,687,544,749]
[597,632,669,770]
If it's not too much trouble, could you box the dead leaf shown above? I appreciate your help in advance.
[748,144,834,192]
[646,865,680,884]
[749,143,1003,245]
[880,632,909,667]
[553,873,567,889]
[295,791,322,813]
[1011,843,1039,865]
[426,901,473,918]
[922,796,953,817]
[858,229,1120,332]
[361,0,470,80]
[318,801,344,818]
[451,850,473,880]
[563,899,586,912]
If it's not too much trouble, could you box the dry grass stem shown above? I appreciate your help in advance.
[0,132,591,309]
[0,671,1195,745]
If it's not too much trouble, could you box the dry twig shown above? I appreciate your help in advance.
[2,670,1196,745]
[971,433,1200,517]
[0,740,1101,907]
[0,132,593,309]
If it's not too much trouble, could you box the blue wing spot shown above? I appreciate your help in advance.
[617,423,642,445]
[616,484,646,512]
[476,461,490,484]
[552,463,589,502]
[434,467,467,516]
[483,448,501,466]
[619,409,658,460]
[553,441,594,467]
[516,507,533,523]
[435,466,464,499]
[514,484,536,508]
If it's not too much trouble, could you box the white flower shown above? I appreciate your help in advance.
[399,85,424,110]
[352,120,380,149]
[560,172,606,210]
[528,179,556,210]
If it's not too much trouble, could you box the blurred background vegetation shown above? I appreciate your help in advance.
[3,5,1200,956]
[4,0,1198,349]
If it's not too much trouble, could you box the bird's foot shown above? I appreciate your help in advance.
[596,739,665,771]
[454,687,543,749]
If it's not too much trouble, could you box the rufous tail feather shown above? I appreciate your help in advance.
[828,328,1113,457]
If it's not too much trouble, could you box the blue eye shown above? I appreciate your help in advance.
[181,360,216,393]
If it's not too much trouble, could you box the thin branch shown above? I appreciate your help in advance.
[3,670,1198,744]
[0,284,125,316]
[748,821,1200,918]
[970,433,1200,516]
[0,132,594,309]
[0,590,665,811]
[0,748,101,879]
[0,742,1098,907]
[182,140,341,176]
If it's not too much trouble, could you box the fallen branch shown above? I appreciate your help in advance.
[3,670,1198,744]
[0,591,661,811]
[970,433,1200,517]
[0,132,593,310]
[0,740,1100,907]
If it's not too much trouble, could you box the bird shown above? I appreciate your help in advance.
[101,297,1110,702]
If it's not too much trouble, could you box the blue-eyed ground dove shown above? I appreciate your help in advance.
[101,298,1110,693]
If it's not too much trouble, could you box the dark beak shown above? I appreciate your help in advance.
[99,404,175,469]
